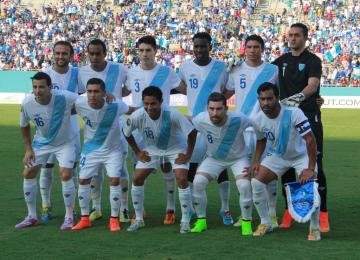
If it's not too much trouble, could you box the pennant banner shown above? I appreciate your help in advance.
[285,180,320,223]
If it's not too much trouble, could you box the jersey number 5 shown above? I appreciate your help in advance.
[239,77,246,89]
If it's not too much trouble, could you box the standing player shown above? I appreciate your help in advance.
[72,78,129,232]
[225,35,279,228]
[191,93,253,235]
[123,35,181,224]
[123,87,197,233]
[16,72,77,230]
[176,32,233,225]
[273,23,329,232]
[78,39,130,223]
[39,41,82,222]
[250,82,320,241]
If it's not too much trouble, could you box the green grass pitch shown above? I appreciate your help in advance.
[0,105,359,259]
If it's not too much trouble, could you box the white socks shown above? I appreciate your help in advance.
[163,171,176,211]
[236,179,253,221]
[90,172,103,212]
[310,206,320,229]
[192,175,208,218]
[39,168,53,207]
[78,184,91,216]
[131,185,144,221]
[24,178,37,218]
[218,181,230,212]
[178,186,191,223]
[120,178,129,213]
[62,179,75,219]
[251,178,271,226]
[110,185,122,217]
[267,179,278,217]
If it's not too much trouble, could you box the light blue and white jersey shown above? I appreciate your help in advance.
[179,59,228,117]
[20,90,78,148]
[123,106,194,155]
[253,104,312,160]
[226,62,278,119]
[75,97,129,155]
[78,61,128,99]
[125,63,181,107]
[193,112,252,161]
[43,66,81,93]
[43,66,81,134]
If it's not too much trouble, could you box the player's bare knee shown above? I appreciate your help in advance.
[133,175,145,186]
[176,175,188,189]
[79,178,91,185]
[109,177,120,186]
[23,167,38,179]
[59,168,73,181]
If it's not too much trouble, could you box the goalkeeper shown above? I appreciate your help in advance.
[272,23,329,233]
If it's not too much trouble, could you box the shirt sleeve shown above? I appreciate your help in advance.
[173,109,194,136]
[118,100,129,116]
[221,69,229,86]
[122,111,138,137]
[77,70,86,94]
[192,114,201,130]
[252,116,265,140]
[166,70,181,89]
[293,108,312,136]
[65,90,79,105]
[20,103,30,127]
[178,64,186,82]
[308,55,322,79]
[226,72,235,91]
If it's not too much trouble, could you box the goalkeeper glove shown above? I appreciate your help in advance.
[281,92,305,107]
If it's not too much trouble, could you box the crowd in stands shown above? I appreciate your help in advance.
[0,0,359,86]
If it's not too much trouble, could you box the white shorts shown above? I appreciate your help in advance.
[197,156,251,179]
[46,133,81,165]
[190,133,206,163]
[32,139,77,169]
[79,149,124,179]
[261,154,318,178]
[136,152,189,170]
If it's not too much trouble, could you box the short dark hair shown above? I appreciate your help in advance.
[192,32,212,45]
[138,35,157,50]
[290,23,309,38]
[142,86,162,102]
[245,34,265,49]
[31,72,52,86]
[54,41,74,55]
[87,39,107,53]
[257,82,279,96]
[208,92,227,106]
[86,78,106,92]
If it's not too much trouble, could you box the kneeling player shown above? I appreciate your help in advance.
[250,82,320,240]
[72,78,129,232]
[191,93,253,235]
[123,87,197,233]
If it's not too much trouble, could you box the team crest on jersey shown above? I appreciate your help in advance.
[298,64,305,71]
